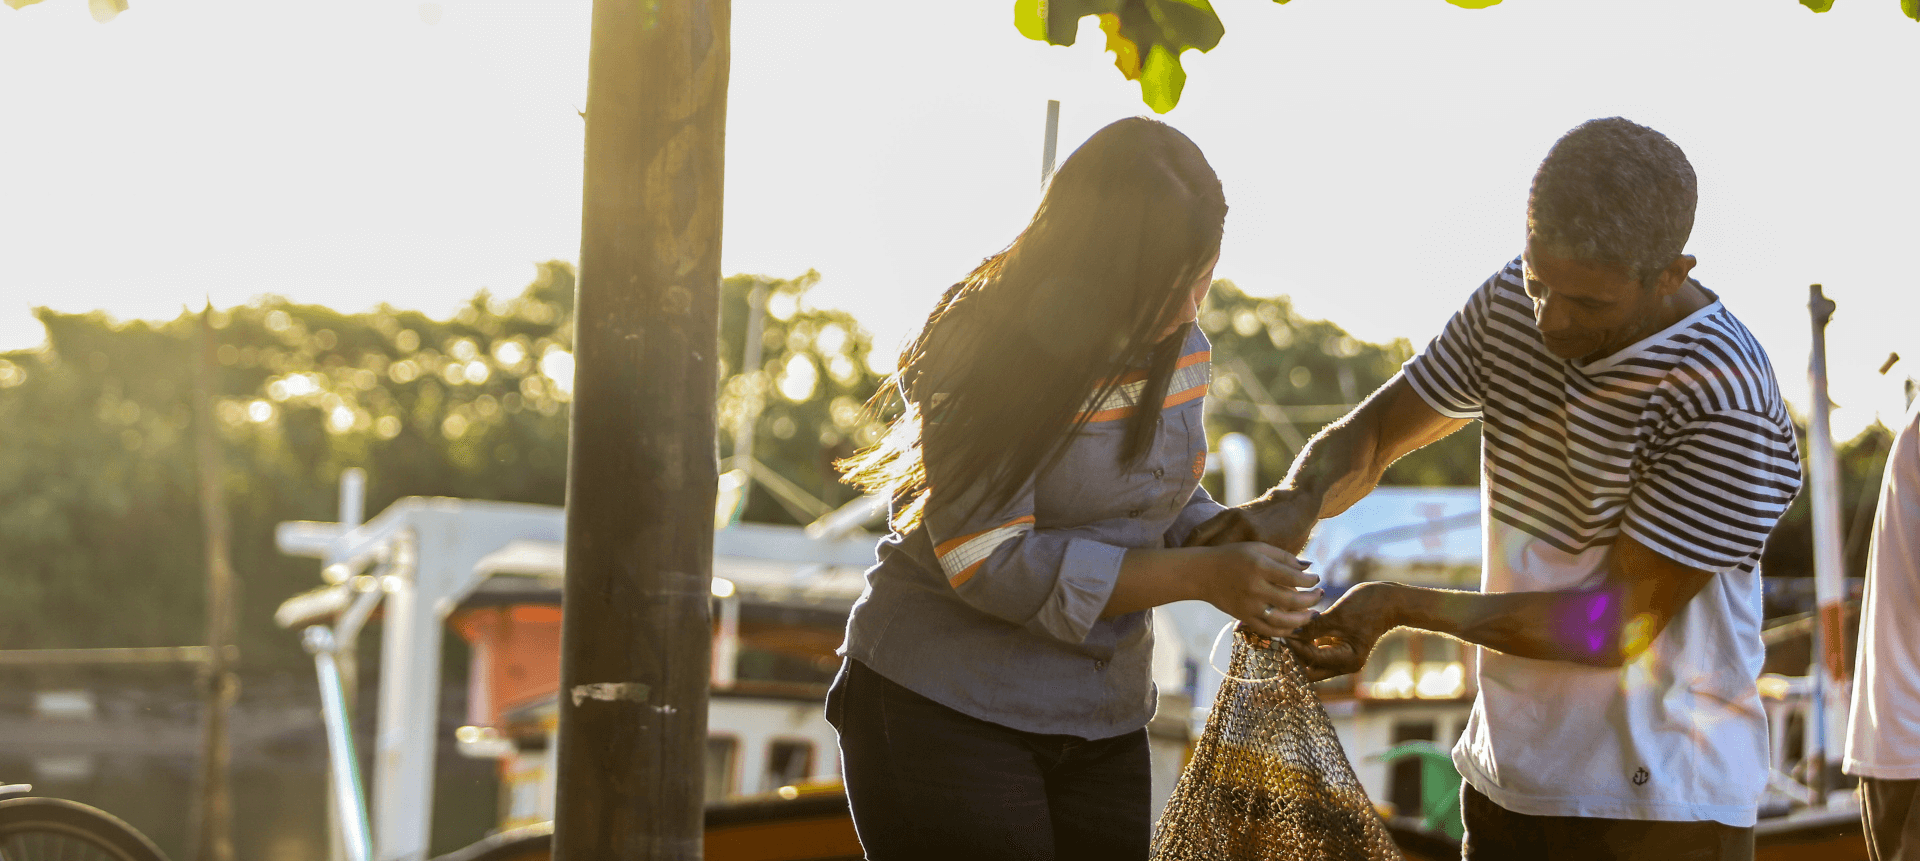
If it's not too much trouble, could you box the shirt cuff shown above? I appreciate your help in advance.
[1401,357,1483,420]
[1166,498,1230,547]
[1030,538,1129,644]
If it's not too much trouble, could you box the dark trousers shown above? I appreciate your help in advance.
[1461,782,1754,861]
[824,658,1150,861]
[1860,777,1920,861]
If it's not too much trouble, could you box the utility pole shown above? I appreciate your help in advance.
[553,0,729,858]
[1804,284,1851,805]
[191,306,237,861]
[1042,99,1060,186]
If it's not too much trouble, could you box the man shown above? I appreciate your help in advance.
[1189,118,1802,859]
[1845,395,1920,861]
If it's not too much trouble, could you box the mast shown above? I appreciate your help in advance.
[1042,99,1060,186]
[191,306,237,861]
[1804,284,1851,805]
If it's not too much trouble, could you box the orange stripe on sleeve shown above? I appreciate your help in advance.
[948,560,985,588]
[933,515,1036,558]
[1162,383,1209,410]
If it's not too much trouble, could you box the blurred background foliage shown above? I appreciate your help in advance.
[0,266,1887,672]
[0,263,892,669]
[1195,279,1481,489]
[716,270,891,524]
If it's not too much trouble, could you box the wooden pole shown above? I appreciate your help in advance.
[192,306,237,861]
[554,0,729,858]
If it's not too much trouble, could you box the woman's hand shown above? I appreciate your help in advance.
[1197,543,1322,639]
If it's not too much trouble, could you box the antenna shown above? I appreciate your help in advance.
[1042,99,1061,187]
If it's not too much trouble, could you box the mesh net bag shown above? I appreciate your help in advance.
[1150,630,1403,861]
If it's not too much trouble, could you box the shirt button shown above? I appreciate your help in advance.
[1094,660,1107,671]
[1153,468,1165,479]
[1127,508,1143,518]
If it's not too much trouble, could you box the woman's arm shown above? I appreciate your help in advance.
[1103,543,1321,639]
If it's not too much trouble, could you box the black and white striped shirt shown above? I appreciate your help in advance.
[1403,257,1802,825]
[1405,257,1802,575]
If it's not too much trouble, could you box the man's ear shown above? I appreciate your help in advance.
[1654,254,1698,297]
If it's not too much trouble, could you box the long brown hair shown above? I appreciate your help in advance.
[841,117,1227,532]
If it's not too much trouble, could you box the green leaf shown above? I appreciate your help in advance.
[1144,0,1225,52]
[1904,0,1918,20]
[1800,0,1836,11]
[1140,42,1187,114]
[1014,0,1048,41]
[1023,0,1215,111]
[1065,0,1127,41]
[1099,13,1143,79]
[1020,0,1124,47]
[1446,0,1504,7]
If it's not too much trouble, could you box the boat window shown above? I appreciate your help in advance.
[765,738,813,791]
[730,605,846,693]
[706,735,738,802]
[1388,720,1437,818]
[1360,631,1469,701]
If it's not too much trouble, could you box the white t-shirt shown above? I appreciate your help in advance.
[1844,399,1920,780]
[1401,259,1803,827]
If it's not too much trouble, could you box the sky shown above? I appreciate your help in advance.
[3,0,1916,438]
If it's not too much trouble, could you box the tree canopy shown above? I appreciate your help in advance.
[0,265,1486,666]
[0,265,889,667]
[1194,279,1481,488]
[0,264,1882,667]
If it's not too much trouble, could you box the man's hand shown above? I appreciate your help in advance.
[1184,488,1318,553]
[1286,581,1404,682]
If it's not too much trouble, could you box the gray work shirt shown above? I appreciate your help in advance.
[839,326,1225,739]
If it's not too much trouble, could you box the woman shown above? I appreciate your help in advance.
[830,117,1320,861]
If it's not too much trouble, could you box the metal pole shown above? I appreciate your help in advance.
[1218,432,1256,506]
[340,468,366,532]
[306,625,374,861]
[712,588,740,690]
[1805,284,1851,805]
[328,469,366,861]
[1042,99,1060,186]
[554,0,729,857]
[192,305,237,861]
[724,282,770,525]
[732,281,769,476]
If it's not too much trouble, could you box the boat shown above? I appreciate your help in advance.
[272,485,874,861]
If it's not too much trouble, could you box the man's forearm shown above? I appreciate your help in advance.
[1381,582,1631,668]
[1190,375,1467,554]
[1271,412,1389,521]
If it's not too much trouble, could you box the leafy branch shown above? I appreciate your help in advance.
[1014,0,1918,113]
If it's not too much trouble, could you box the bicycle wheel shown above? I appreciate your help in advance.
[0,797,168,861]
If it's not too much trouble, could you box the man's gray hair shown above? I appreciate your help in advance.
[1527,118,1697,286]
